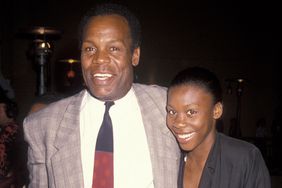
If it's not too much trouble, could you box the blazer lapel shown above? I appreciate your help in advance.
[133,84,180,188]
[51,91,85,188]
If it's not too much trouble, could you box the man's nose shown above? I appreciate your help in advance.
[93,50,110,64]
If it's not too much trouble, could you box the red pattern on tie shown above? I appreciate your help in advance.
[92,101,114,188]
[92,151,114,188]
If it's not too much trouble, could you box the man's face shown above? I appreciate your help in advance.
[81,14,140,101]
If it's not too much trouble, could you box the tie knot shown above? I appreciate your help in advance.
[104,101,114,112]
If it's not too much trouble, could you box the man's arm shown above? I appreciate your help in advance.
[23,117,48,188]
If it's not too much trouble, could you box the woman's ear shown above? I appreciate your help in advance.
[213,102,223,119]
[132,47,140,67]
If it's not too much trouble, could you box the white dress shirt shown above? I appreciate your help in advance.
[80,88,154,188]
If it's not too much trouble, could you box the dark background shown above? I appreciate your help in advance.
[1,0,282,186]
[0,0,280,140]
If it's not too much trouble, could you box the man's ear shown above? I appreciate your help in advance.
[213,102,223,119]
[132,47,140,67]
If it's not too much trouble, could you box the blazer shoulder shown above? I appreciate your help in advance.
[218,133,262,161]
[24,90,84,124]
[133,83,167,91]
[133,83,167,99]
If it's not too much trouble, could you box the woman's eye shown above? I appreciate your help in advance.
[167,109,176,115]
[110,47,119,51]
[186,109,197,116]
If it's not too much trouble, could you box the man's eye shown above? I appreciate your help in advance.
[82,47,96,54]
[86,47,96,52]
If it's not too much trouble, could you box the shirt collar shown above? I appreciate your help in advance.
[82,87,134,106]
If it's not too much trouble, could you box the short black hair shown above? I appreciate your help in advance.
[169,66,223,104]
[78,3,141,51]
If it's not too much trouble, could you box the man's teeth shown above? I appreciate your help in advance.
[93,73,112,78]
[178,132,194,139]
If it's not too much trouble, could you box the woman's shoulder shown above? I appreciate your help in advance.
[217,133,261,159]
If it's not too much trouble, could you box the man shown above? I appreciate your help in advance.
[23,3,180,188]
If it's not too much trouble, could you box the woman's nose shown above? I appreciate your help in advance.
[174,114,187,128]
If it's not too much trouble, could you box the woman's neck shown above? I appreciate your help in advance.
[186,131,216,167]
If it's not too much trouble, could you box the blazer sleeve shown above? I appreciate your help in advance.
[23,116,49,188]
[244,147,271,188]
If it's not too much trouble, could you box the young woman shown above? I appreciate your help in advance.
[166,67,270,188]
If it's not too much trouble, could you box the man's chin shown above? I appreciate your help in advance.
[87,87,113,101]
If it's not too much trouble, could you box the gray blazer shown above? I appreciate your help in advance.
[23,83,180,188]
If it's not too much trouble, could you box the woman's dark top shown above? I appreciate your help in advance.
[178,132,271,188]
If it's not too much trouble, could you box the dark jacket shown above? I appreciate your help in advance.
[178,132,271,188]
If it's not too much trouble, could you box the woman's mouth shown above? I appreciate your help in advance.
[175,132,195,143]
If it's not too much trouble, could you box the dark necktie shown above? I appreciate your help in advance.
[92,101,114,188]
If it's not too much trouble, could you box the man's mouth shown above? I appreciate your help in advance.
[92,73,113,80]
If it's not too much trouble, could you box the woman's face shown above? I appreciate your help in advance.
[166,84,222,152]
